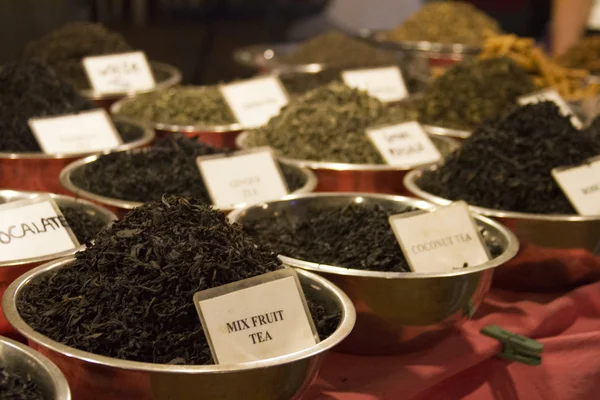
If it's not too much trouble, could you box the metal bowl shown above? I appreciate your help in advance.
[0,118,155,194]
[59,152,317,218]
[405,166,600,292]
[0,335,71,400]
[3,258,356,400]
[236,131,460,195]
[0,190,117,338]
[228,192,519,355]
[111,90,249,149]
[81,61,182,110]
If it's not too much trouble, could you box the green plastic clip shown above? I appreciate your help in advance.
[481,324,543,366]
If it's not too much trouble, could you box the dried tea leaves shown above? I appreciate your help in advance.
[419,102,600,214]
[60,205,108,244]
[0,366,45,400]
[70,134,305,204]
[556,36,600,74]
[18,196,340,365]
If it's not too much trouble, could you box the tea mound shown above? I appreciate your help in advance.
[242,202,503,272]
[18,196,340,365]
[70,134,306,204]
[246,82,420,164]
[417,57,535,130]
[418,102,600,214]
[387,2,501,46]
[115,86,237,126]
[60,205,109,244]
[556,36,600,73]
[0,366,45,400]
[24,22,132,89]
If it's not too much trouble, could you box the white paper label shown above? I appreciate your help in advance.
[552,157,600,215]
[518,89,583,129]
[342,66,408,102]
[196,148,289,208]
[367,122,442,166]
[28,109,122,155]
[194,269,318,365]
[0,195,79,262]
[389,201,490,273]
[83,51,155,94]
[220,76,288,128]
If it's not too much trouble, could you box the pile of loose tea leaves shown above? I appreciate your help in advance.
[23,22,133,88]
[417,57,536,130]
[418,101,600,214]
[18,196,340,365]
[386,2,501,46]
[60,205,109,244]
[115,86,237,126]
[0,366,45,400]
[246,82,421,163]
[242,201,503,272]
[556,36,600,73]
[70,134,305,203]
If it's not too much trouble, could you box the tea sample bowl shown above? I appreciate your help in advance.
[3,258,356,400]
[0,190,117,338]
[59,153,317,218]
[0,118,155,194]
[0,335,71,400]
[236,131,460,195]
[81,61,182,110]
[228,192,519,355]
[404,166,600,292]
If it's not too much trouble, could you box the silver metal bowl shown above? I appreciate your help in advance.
[0,335,71,400]
[405,166,600,292]
[0,190,117,338]
[81,61,182,109]
[3,258,356,400]
[111,90,249,149]
[59,152,318,218]
[0,117,155,195]
[236,130,460,195]
[228,192,519,354]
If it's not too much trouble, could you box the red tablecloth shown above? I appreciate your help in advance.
[310,280,600,400]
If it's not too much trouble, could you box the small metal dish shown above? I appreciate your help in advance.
[3,258,356,400]
[0,335,71,400]
[228,192,519,355]
[405,166,600,292]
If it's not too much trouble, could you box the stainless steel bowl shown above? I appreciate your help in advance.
[3,258,356,400]
[0,190,117,338]
[405,166,600,292]
[0,117,155,194]
[236,131,460,195]
[229,192,518,355]
[81,61,182,109]
[0,335,71,400]
[59,152,318,218]
[111,89,249,149]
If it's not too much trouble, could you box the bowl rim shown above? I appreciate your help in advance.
[79,61,182,100]
[0,335,71,400]
[422,124,472,139]
[232,42,329,73]
[404,165,600,221]
[235,131,461,171]
[0,190,117,268]
[0,116,155,160]
[59,152,318,211]
[228,192,520,279]
[3,258,356,374]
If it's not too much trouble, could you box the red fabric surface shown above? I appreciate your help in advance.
[309,281,600,400]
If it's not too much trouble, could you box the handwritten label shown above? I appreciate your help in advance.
[389,201,490,273]
[518,89,583,129]
[342,66,408,102]
[220,76,288,128]
[552,156,600,215]
[83,51,155,94]
[367,122,442,166]
[196,148,289,208]
[28,109,122,155]
[194,269,319,364]
[0,195,79,262]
